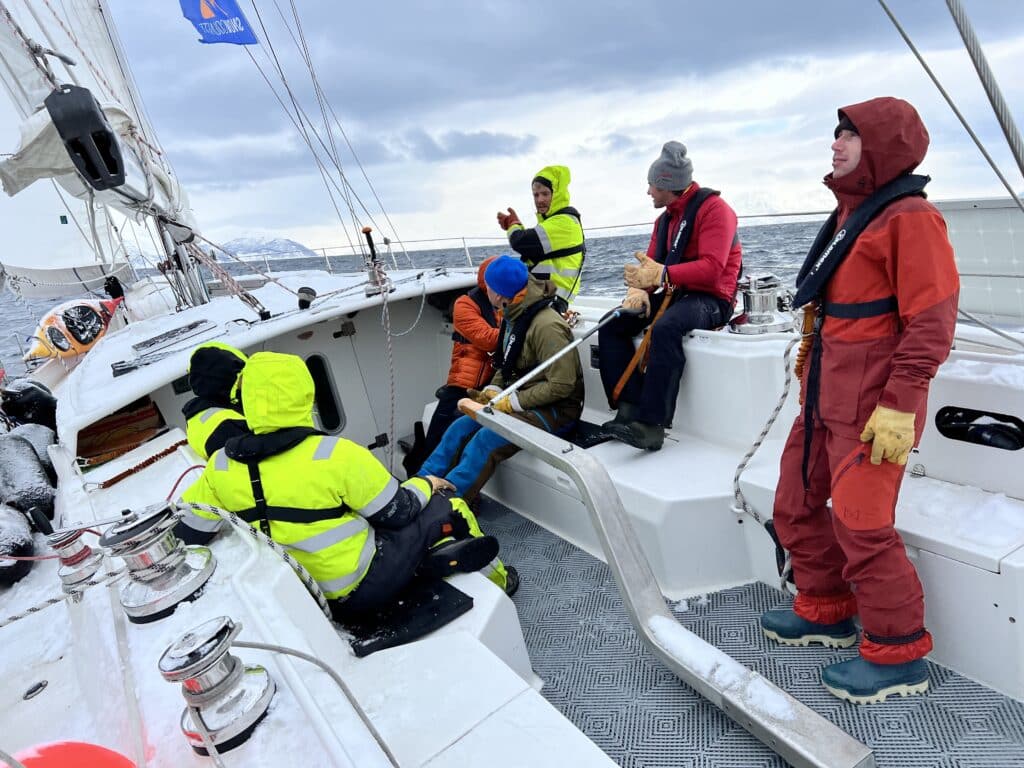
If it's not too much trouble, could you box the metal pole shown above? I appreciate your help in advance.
[461,404,875,768]
[489,307,643,407]
[462,237,473,266]
[946,0,1024,181]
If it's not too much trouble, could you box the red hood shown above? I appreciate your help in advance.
[825,97,929,210]
[477,256,497,290]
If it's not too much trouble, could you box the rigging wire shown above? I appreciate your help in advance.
[245,2,360,256]
[272,0,410,262]
[242,45,359,258]
[273,0,354,217]
[877,0,1024,216]
[945,0,1024,184]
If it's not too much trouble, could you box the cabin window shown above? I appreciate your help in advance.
[935,406,1024,451]
[306,354,344,433]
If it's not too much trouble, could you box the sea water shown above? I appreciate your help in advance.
[0,220,821,380]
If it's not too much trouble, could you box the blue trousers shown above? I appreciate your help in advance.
[418,415,515,503]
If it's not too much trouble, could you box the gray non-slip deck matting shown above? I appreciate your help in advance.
[476,498,1024,768]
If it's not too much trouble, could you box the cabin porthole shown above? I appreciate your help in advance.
[305,354,345,434]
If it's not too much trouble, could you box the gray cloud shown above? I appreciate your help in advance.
[114,0,1024,138]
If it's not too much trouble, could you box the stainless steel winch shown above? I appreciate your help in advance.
[47,528,104,600]
[728,273,794,334]
[97,502,215,623]
[159,616,276,755]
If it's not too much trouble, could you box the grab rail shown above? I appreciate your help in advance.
[459,399,875,768]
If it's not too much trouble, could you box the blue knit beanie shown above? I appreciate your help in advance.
[484,255,529,297]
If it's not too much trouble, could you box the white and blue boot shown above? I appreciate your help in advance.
[760,608,858,648]
[821,657,930,704]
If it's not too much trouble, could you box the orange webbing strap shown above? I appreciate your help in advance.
[794,304,816,406]
[610,287,673,408]
[96,439,188,489]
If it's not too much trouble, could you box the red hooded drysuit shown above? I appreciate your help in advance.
[773,97,959,664]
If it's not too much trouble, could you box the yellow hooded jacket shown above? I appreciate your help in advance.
[181,352,432,600]
[505,165,585,304]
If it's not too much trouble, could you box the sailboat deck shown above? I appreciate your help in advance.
[477,497,1024,768]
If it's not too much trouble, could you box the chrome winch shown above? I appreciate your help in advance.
[159,616,276,756]
[728,273,794,335]
[47,528,104,600]
[98,502,215,623]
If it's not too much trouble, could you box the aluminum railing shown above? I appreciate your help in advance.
[460,399,875,768]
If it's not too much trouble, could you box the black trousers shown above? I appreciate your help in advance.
[598,291,730,427]
[417,385,469,471]
[330,494,455,620]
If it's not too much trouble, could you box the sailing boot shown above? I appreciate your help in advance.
[503,565,521,597]
[760,608,858,648]
[447,497,513,593]
[601,401,638,429]
[821,657,929,704]
[421,536,500,579]
[605,419,665,451]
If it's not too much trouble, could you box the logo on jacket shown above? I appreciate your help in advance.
[811,228,846,274]
[672,220,688,251]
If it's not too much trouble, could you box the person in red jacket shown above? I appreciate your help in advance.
[599,141,742,450]
[409,256,501,473]
[760,97,959,704]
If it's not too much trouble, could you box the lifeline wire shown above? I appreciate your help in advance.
[233,640,400,767]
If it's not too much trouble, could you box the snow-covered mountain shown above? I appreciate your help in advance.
[221,236,319,261]
[120,235,319,268]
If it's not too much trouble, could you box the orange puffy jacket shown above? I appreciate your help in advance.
[446,258,501,389]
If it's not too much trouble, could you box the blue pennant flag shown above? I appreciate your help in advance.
[179,0,259,46]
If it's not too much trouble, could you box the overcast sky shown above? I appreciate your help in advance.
[2,0,1023,261]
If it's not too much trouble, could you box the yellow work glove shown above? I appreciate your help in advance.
[466,386,500,405]
[621,287,651,318]
[623,251,666,290]
[860,405,916,466]
[491,395,517,414]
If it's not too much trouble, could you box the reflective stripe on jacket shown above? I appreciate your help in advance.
[182,434,419,599]
[506,165,585,303]
[186,406,248,460]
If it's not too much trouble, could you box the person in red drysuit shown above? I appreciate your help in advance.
[760,97,959,704]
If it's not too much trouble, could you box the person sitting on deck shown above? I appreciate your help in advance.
[182,341,250,461]
[417,255,584,504]
[406,256,502,475]
[497,165,585,314]
[598,141,742,451]
[178,352,516,619]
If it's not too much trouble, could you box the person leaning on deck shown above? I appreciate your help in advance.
[182,342,250,462]
[597,141,742,451]
[497,165,585,314]
[760,97,959,704]
[177,351,515,617]
[417,255,583,505]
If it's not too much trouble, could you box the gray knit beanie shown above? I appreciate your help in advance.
[647,141,693,191]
